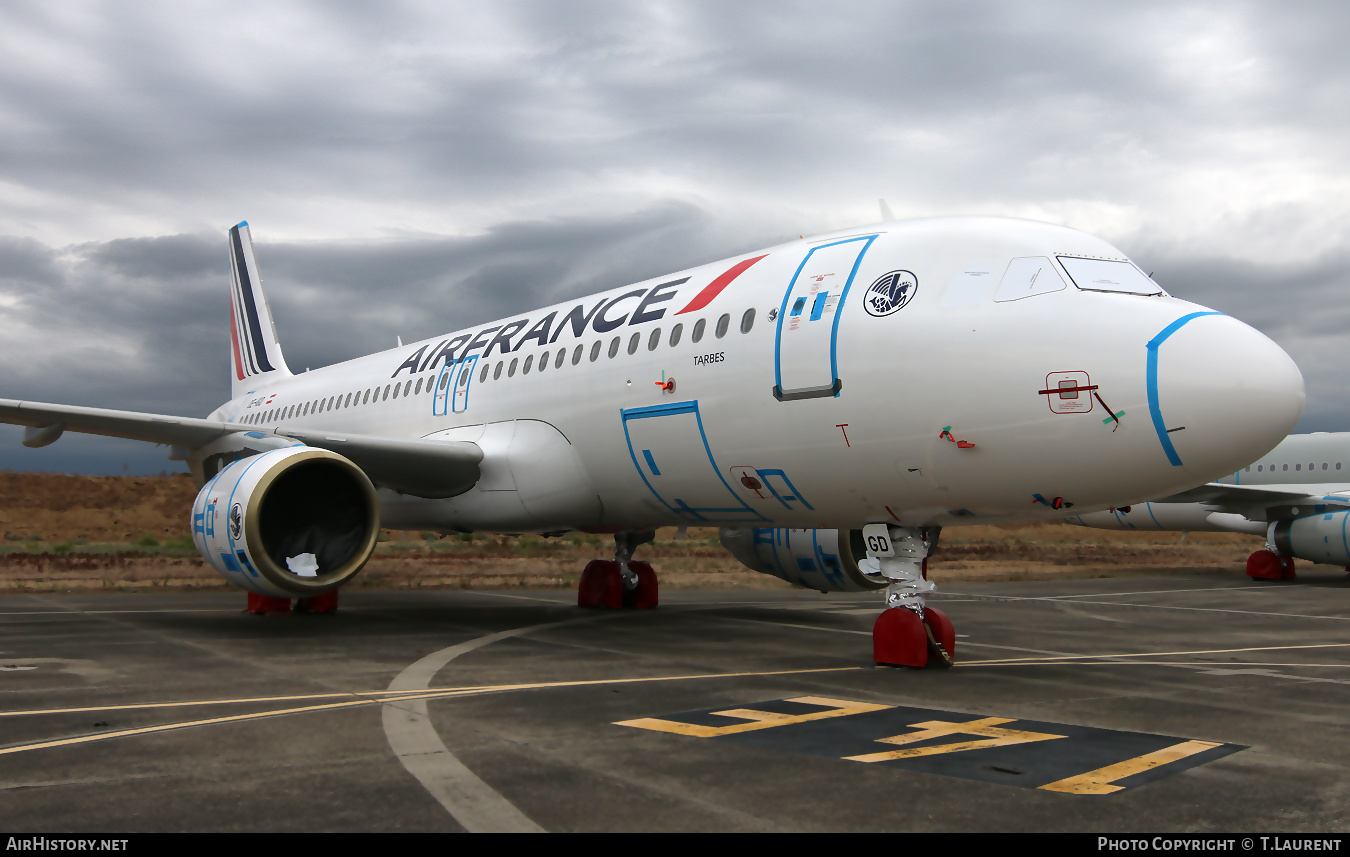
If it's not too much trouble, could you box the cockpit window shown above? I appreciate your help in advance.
[1057,257,1163,296]
[993,257,1066,302]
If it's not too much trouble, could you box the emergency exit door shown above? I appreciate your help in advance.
[773,235,877,401]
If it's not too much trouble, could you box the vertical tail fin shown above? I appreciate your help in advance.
[228,222,291,397]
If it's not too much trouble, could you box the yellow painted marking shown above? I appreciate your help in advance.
[962,642,1350,666]
[1038,740,1223,794]
[844,716,1066,762]
[0,667,867,757]
[615,696,891,737]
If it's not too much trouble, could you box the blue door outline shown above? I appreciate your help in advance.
[773,234,878,401]
[451,354,478,413]
[621,401,767,523]
[434,354,479,416]
[433,361,453,415]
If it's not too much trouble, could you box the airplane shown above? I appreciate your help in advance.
[1066,431,1350,580]
[0,216,1305,667]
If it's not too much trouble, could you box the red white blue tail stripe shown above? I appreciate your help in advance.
[228,222,290,394]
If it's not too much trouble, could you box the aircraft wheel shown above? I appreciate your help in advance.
[623,561,659,609]
[873,607,930,668]
[1246,550,1285,581]
[294,591,340,613]
[578,559,622,608]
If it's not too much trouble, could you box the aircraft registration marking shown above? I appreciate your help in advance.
[616,698,1243,794]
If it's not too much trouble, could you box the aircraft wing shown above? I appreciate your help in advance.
[272,427,481,499]
[0,397,236,448]
[1154,481,1350,520]
[0,398,482,499]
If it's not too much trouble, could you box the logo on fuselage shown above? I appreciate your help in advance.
[863,270,918,317]
[229,503,243,540]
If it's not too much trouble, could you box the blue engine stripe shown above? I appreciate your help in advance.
[1145,312,1222,466]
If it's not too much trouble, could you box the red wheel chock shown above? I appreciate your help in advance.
[1246,551,1287,581]
[578,559,623,608]
[246,593,292,615]
[873,607,930,667]
[1280,556,1297,580]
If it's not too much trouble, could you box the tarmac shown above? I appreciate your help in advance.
[1,570,1348,832]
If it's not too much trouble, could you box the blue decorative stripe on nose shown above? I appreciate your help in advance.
[1146,311,1223,466]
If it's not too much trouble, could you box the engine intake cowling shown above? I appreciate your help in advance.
[191,447,380,597]
[719,527,886,592]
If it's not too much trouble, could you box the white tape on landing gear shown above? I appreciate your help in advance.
[381,616,600,833]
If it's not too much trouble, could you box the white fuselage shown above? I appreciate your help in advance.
[210,217,1304,534]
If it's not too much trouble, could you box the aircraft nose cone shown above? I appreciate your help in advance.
[1148,311,1304,478]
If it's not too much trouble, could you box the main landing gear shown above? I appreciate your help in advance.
[1246,548,1296,580]
[246,591,340,614]
[1247,522,1296,581]
[867,525,954,668]
[578,530,660,609]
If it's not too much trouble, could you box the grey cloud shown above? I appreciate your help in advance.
[0,0,1348,471]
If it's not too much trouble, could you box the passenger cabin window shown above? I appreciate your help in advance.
[608,337,620,358]
[670,323,683,347]
[479,363,490,383]
[1057,257,1163,296]
[628,332,640,355]
[692,319,706,343]
[590,341,601,362]
[741,308,755,333]
[523,355,533,374]
[493,361,503,380]
[572,345,583,366]
[648,328,661,350]
[508,358,518,377]
[715,313,730,338]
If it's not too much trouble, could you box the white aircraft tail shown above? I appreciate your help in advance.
[228,222,291,397]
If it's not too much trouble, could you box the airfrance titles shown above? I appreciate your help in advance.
[389,278,688,378]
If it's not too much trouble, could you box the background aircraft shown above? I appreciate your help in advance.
[0,217,1305,667]
[1067,432,1350,580]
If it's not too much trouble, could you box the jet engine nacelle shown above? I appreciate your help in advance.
[191,446,381,597]
[719,527,886,592]
[1273,511,1350,566]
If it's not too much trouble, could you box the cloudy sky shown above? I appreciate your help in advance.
[1,0,1348,473]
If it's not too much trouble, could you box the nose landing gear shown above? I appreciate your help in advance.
[865,525,954,668]
[578,530,659,608]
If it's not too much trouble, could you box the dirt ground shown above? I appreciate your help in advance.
[0,472,1269,593]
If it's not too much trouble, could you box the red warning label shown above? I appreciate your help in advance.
[1041,371,1094,414]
